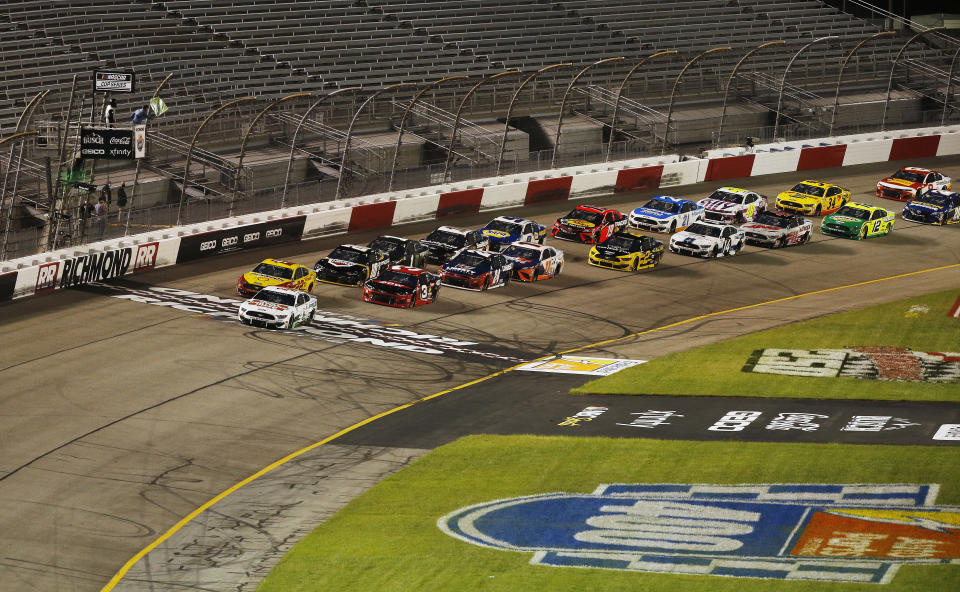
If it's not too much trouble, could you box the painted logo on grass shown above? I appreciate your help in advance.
[438,484,960,584]
[742,347,960,382]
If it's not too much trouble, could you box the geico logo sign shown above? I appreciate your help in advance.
[243,232,260,243]
[200,240,217,252]
[221,236,238,248]
[35,262,60,292]
[133,242,159,272]
[708,410,763,432]
[265,228,282,238]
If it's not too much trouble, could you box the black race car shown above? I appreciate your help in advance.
[314,244,389,286]
[367,235,430,267]
[420,226,490,265]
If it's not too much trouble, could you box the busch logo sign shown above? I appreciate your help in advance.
[439,484,960,584]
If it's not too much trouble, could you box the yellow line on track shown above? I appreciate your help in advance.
[101,260,960,591]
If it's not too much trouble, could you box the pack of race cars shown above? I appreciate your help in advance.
[236,166,959,325]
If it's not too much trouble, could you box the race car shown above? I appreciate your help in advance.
[362,265,441,308]
[876,166,952,201]
[420,226,489,265]
[588,230,665,271]
[500,241,564,282]
[739,211,813,248]
[820,202,895,240]
[439,249,513,291]
[901,189,960,225]
[669,221,746,258]
[367,235,430,268]
[552,204,628,243]
[698,186,767,224]
[775,180,850,216]
[314,244,389,286]
[477,216,547,251]
[237,285,317,329]
[235,258,316,297]
[628,195,704,233]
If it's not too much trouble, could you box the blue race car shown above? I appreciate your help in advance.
[439,249,513,291]
[478,216,546,251]
[628,195,704,233]
[901,189,960,225]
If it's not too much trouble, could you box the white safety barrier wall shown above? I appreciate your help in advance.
[4,124,960,302]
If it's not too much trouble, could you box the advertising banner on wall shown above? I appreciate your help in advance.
[80,127,137,160]
[176,216,307,263]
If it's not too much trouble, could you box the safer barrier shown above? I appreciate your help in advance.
[4,123,960,302]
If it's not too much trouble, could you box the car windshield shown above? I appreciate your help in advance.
[601,235,641,250]
[891,170,925,183]
[251,263,293,279]
[374,270,417,287]
[707,190,745,204]
[687,223,722,237]
[753,212,791,228]
[790,183,825,197]
[916,193,952,207]
[327,247,366,263]
[484,219,522,233]
[254,290,296,306]
[563,208,603,224]
[501,245,540,261]
[835,205,870,220]
[642,199,681,214]
[368,237,402,256]
[448,252,488,267]
[425,229,465,247]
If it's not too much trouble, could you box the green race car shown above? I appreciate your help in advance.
[820,202,895,240]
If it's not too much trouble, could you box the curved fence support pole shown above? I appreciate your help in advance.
[605,51,676,162]
[281,87,361,209]
[663,47,730,155]
[552,57,624,169]
[773,36,838,141]
[828,32,895,136]
[881,27,946,131]
[942,46,960,126]
[717,42,783,147]
[498,63,572,175]
[0,131,40,259]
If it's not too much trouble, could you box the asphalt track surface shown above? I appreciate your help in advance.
[1,156,959,591]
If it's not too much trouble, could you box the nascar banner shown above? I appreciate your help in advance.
[93,71,135,93]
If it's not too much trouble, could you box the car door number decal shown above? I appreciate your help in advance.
[419,284,429,300]
[872,220,882,233]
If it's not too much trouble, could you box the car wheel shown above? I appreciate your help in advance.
[407,296,416,308]
[432,286,439,301]
[814,204,822,216]
[538,235,545,245]
[859,225,868,240]
[775,237,786,248]
[306,310,315,324]
[711,245,719,258]
[669,220,677,233]
[482,277,491,291]
[735,213,744,224]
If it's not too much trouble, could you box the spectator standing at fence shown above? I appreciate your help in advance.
[115,182,128,221]
[94,197,107,240]
[101,182,112,206]
[131,105,150,125]
[104,98,117,128]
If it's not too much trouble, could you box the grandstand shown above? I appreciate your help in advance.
[0,0,957,261]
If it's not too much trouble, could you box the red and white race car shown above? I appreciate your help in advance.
[876,166,952,201]
[362,265,440,308]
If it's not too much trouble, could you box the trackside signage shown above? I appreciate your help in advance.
[80,127,137,160]
[176,216,306,263]
[33,242,160,294]
[439,484,960,584]
[94,71,135,93]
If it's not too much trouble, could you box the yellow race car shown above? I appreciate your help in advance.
[775,180,851,216]
[588,230,665,271]
[236,258,316,296]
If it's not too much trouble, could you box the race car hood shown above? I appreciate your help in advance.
[240,300,292,315]
[480,229,518,242]
[777,191,820,203]
[555,218,598,230]
[366,279,413,293]
[240,272,291,288]
[502,255,536,269]
[441,263,486,276]
[630,207,672,220]
[671,232,716,247]
[420,240,461,254]
[739,223,783,234]
[592,245,634,258]
[904,201,942,212]
[823,215,864,227]
[879,178,921,190]
[317,258,365,271]
[698,198,740,212]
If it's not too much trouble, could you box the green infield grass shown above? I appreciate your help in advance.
[572,288,960,402]
[258,436,960,592]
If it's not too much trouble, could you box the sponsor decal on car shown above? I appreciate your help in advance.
[438,483,960,584]
[516,356,646,375]
[742,347,960,383]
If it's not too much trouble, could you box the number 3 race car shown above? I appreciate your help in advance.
[628,195,704,233]
[314,244,390,286]
[669,221,746,258]
[588,230,664,271]
[901,189,960,225]
[439,249,513,291]
[362,265,441,308]
[775,180,850,216]
[698,186,767,224]
[238,286,317,329]
[820,203,895,240]
[500,242,564,282]
[876,166,951,201]
[477,216,547,251]
[739,211,813,248]
[236,259,316,297]
[551,204,627,243]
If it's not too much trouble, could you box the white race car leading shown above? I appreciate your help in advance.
[669,221,746,258]
[697,186,767,224]
[628,195,704,233]
[238,285,317,329]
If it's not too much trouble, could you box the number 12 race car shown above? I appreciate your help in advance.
[820,203,895,240]
[439,249,513,290]
[362,266,441,308]
[876,166,951,201]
